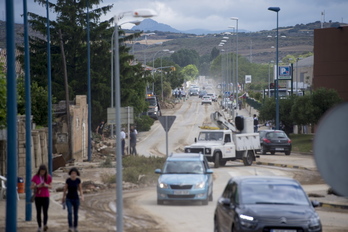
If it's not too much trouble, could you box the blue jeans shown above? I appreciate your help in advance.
[66,198,80,228]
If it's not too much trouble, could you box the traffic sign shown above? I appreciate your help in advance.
[107,107,134,124]
[278,66,292,79]
[159,116,176,132]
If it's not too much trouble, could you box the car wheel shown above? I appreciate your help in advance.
[214,216,220,232]
[214,153,221,168]
[157,199,164,205]
[285,151,291,155]
[219,160,227,166]
[271,151,275,155]
[261,145,266,155]
[243,150,253,166]
[202,198,209,205]
[209,191,213,201]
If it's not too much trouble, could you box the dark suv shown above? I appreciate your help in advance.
[259,130,291,155]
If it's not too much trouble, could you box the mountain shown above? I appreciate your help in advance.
[131,19,247,35]
[131,19,180,33]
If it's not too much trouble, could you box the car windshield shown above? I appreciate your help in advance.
[163,161,204,174]
[145,98,157,106]
[198,132,223,141]
[267,131,288,139]
[240,182,310,206]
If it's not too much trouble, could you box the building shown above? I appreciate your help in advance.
[313,26,348,101]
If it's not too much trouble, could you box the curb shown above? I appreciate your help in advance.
[319,202,348,210]
[254,161,313,171]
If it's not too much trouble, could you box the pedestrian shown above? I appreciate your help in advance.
[130,128,137,155]
[31,164,52,232]
[253,114,259,133]
[130,125,138,135]
[96,121,105,140]
[62,167,84,232]
[120,128,126,156]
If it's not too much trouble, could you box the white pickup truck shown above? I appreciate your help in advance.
[184,112,260,168]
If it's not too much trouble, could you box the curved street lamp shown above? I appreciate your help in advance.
[231,17,239,113]
[268,6,280,130]
[113,9,156,232]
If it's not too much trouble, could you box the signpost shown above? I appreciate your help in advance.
[158,116,176,157]
[245,75,252,83]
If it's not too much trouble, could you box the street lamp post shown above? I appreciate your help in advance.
[152,49,169,95]
[113,9,156,232]
[160,50,174,100]
[231,17,239,109]
[268,6,280,130]
[296,57,302,95]
[268,60,274,97]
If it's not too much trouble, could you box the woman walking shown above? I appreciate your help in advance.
[62,167,84,232]
[31,164,52,232]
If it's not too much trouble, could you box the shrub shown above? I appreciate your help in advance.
[135,115,154,132]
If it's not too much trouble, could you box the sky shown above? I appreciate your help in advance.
[1,0,347,32]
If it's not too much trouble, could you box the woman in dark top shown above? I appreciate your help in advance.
[62,167,84,232]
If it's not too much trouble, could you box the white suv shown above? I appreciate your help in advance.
[201,95,212,105]
[207,93,217,102]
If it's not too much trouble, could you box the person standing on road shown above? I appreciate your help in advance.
[253,114,259,133]
[130,128,137,155]
[62,167,84,232]
[96,121,105,141]
[120,128,126,156]
[31,164,52,232]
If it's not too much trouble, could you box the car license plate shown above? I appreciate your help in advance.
[173,190,190,195]
[271,230,296,232]
[275,148,284,150]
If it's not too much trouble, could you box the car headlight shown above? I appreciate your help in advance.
[308,215,321,231]
[158,182,168,189]
[194,182,205,189]
[205,148,211,154]
[240,214,257,229]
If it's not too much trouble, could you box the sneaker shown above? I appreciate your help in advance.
[43,225,48,231]
[74,228,79,232]
[37,228,42,232]
[68,228,74,232]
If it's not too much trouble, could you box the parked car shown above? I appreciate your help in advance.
[221,98,236,109]
[201,95,212,105]
[155,153,213,205]
[207,93,217,102]
[214,176,322,232]
[259,130,292,155]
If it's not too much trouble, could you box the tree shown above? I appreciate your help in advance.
[17,0,150,127]
[181,64,199,81]
[291,94,315,125]
[210,47,220,61]
[311,88,342,124]
[0,63,6,129]
[17,77,50,126]
[170,49,200,67]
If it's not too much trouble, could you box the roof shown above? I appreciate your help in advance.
[229,176,299,185]
[167,153,203,161]
[297,56,313,68]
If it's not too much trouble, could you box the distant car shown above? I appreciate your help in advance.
[201,95,212,105]
[221,98,235,109]
[190,89,199,96]
[214,176,322,232]
[155,153,214,205]
[259,130,292,155]
[207,93,217,102]
[199,90,207,98]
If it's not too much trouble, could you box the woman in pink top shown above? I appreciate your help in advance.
[31,164,52,232]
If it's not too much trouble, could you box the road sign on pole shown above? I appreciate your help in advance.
[158,116,176,156]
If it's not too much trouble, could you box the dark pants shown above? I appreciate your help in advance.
[130,143,137,155]
[35,197,49,228]
[122,139,125,156]
[66,198,80,228]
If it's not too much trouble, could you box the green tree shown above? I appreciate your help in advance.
[0,63,6,129]
[291,94,315,125]
[181,64,199,81]
[311,88,342,124]
[170,49,200,67]
[210,47,220,61]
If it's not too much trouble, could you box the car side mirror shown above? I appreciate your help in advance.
[222,198,231,206]
[194,138,197,143]
[311,200,321,208]
[206,169,213,174]
[154,169,162,174]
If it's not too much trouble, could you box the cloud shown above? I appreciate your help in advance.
[1,0,347,32]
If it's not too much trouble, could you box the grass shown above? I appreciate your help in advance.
[100,155,166,185]
[99,156,113,168]
[289,134,314,153]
